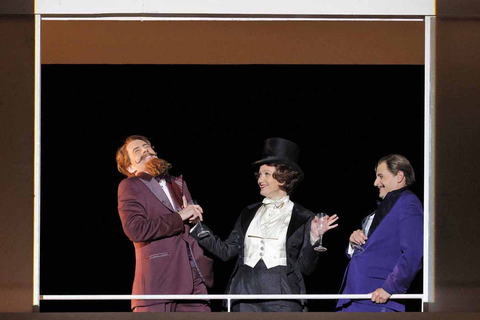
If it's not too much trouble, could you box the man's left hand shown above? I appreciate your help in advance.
[370,288,391,304]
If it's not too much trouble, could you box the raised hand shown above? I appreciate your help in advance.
[310,214,339,238]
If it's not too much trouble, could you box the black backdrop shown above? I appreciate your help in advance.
[40,65,424,312]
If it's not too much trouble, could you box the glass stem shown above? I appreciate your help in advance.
[318,234,323,247]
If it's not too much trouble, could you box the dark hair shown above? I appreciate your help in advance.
[255,163,303,195]
[116,135,152,177]
[377,154,416,186]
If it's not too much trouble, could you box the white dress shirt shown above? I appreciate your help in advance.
[244,196,293,269]
[158,179,177,209]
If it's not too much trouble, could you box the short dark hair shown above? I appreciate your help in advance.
[377,154,416,186]
[255,163,303,195]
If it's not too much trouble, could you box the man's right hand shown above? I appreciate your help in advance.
[349,229,368,245]
[178,196,204,222]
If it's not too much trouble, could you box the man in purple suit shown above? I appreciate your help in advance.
[337,154,423,312]
[116,135,213,312]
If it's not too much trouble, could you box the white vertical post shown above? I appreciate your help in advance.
[33,14,42,311]
[423,15,436,310]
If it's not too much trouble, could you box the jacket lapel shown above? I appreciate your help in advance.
[139,177,175,212]
[287,204,311,239]
[241,202,311,238]
[241,203,262,234]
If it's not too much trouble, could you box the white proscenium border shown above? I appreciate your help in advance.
[40,294,424,312]
[33,14,435,310]
[424,16,436,307]
[35,0,435,16]
[34,14,42,309]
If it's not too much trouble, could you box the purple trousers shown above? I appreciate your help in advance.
[338,301,396,312]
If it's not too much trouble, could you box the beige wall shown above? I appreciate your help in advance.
[0,15,35,312]
[431,17,480,312]
[2,1,480,314]
[0,1,33,14]
[437,0,480,16]
[41,20,424,65]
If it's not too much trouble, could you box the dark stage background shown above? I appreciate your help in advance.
[40,65,424,312]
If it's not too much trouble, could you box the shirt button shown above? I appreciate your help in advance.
[260,247,264,251]
[261,240,265,244]
[260,252,264,256]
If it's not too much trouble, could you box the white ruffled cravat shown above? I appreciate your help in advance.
[262,196,289,209]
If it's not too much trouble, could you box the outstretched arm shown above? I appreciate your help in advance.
[191,213,244,262]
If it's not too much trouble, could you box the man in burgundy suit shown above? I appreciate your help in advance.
[116,135,213,312]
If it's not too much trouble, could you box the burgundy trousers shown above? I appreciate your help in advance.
[133,266,210,312]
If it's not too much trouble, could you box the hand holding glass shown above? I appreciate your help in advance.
[314,212,328,252]
[188,200,210,238]
[351,229,367,252]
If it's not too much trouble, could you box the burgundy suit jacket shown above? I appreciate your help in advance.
[117,172,213,309]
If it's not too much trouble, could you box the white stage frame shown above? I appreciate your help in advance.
[35,0,434,16]
[41,294,424,312]
[33,11,436,312]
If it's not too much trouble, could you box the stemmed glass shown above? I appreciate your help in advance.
[351,227,366,253]
[188,199,210,238]
[314,212,328,252]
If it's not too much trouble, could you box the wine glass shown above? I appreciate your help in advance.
[351,241,365,252]
[351,216,370,253]
[314,212,328,252]
[189,199,210,238]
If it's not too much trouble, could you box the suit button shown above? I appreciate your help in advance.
[292,244,297,247]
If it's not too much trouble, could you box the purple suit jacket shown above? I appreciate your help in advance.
[337,190,423,312]
[117,173,213,309]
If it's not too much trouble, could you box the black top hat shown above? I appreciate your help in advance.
[252,137,303,175]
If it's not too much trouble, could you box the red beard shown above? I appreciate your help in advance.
[145,157,172,177]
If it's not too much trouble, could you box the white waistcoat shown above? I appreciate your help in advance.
[244,196,293,269]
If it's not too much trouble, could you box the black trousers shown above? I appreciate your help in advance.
[230,260,302,312]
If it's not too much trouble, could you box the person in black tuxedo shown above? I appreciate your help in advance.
[192,137,338,312]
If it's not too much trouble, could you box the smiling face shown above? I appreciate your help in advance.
[257,164,287,200]
[374,161,406,199]
[126,139,157,175]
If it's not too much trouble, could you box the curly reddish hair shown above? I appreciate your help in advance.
[116,134,172,178]
[116,135,151,177]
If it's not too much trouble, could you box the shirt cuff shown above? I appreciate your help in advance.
[347,242,355,256]
[310,233,319,246]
